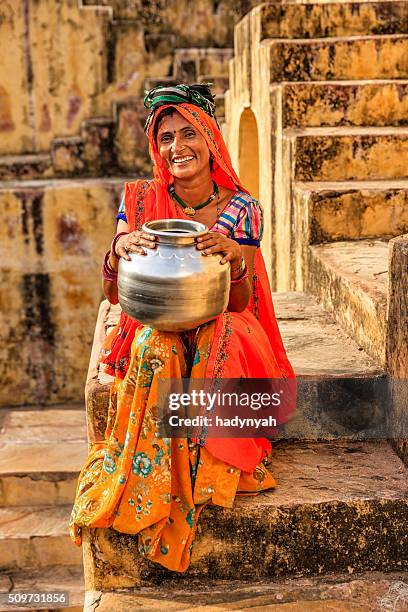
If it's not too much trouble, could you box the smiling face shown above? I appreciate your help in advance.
[156,111,211,180]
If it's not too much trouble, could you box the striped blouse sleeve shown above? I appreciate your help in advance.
[116,195,127,223]
[232,198,264,247]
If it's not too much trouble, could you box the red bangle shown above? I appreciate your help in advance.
[230,264,249,285]
[111,232,129,259]
[102,251,118,282]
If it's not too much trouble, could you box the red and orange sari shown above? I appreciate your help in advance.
[69,103,296,572]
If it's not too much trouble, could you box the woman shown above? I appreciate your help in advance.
[70,84,296,572]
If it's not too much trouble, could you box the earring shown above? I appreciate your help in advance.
[209,155,215,171]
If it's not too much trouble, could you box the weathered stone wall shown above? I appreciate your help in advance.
[0,179,122,406]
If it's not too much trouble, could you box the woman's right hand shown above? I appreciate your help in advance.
[115,231,157,261]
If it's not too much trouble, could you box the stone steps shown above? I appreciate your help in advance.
[81,570,408,611]
[0,408,87,507]
[266,34,408,81]
[276,80,408,128]
[307,239,388,365]
[285,126,408,182]
[83,440,407,589]
[258,1,408,40]
[0,505,82,571]
[291,180,408,289]
[0,565,84,611]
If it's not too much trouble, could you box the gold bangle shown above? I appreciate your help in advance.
[231,256,245,275]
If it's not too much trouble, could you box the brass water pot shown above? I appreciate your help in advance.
[118,219,231,331]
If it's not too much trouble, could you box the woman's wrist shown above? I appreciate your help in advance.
[230,255,245,279]
[111,232,129,259]
[108,250,119,272]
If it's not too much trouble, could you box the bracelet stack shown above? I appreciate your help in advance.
[230,263,249,285]
[102,232,129,283]
[230,257,249,285]
[102,251,118,282]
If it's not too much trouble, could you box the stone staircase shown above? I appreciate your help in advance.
[0,407,87,610]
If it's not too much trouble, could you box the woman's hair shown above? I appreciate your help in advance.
[152,106,178,146]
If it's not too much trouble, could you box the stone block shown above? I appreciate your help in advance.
[0,154,53,181]
[273,292,384,440]
[85,300,121,443]
[81,118,115,176]
[83,571,408,611]
[289,127,408,182]
[267,36,408,82]
[307,240,388,365]
[1,566,84,611]
[0,408,87,506]
[292,181,408,289]
[259,2,408,40]
[281,81,408,128]
[0,506,82,570]
[114,99,152,175]
[51,138,85,177]
[386,234,408,465]
[173,49,233,83]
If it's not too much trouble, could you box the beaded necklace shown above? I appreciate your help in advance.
[168,181,219,216]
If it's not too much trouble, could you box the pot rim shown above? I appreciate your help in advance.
[142,219,209,242]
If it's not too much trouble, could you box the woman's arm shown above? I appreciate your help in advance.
[102,220,130,304]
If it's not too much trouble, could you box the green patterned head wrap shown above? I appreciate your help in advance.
[143,83,218,132]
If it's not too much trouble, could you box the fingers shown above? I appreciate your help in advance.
[116,243,131,261]
[220,252,234,264]
[116,231,155,259]
[197,235,240,264]
[127,232,156,250]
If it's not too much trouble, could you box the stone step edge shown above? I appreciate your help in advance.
[294,179,408,192]
[277,79,408,86]
[82,570,408,611]
[263,33,408,44]
[0,505,73,540]
[284,126,408,137]
[0,177,127,190]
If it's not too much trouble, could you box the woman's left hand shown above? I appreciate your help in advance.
[196,232,242,265]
